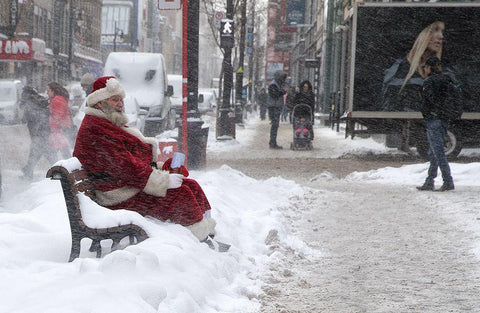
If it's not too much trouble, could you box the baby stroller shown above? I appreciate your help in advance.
[290,103,314,150]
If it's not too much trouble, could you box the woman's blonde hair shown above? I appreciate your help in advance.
[401,21,444,90]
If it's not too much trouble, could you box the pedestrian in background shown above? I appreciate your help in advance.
[294,80,315,115]
[267,70,287,149]
[80,73,95,95]
[293,80,316,139]
[257,88,268,120]
[381,21,445,154]
[20,86,55,179]
[283,85,295,123]
[417,56,454,192]
[47,82,73,160]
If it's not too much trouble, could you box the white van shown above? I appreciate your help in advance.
[0,79,24,124]
[103,52,175,136]
[167,74,183,115]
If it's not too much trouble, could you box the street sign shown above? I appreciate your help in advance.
[214,11,225,29]
[158,0,181,10]
[220,19,234,49]
[215,11,225,20]
[286,0,306,25]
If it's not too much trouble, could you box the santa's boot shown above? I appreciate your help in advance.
[187,217,216,241]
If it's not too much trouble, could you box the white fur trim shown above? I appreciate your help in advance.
[143,168,170,197]
[85,107,107,118]
[87,78,126,106]
[95,186,140,206]
[187,217,217,241]
[207,217,216,236]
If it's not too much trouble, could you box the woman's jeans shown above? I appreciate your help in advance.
[425,119,453,186]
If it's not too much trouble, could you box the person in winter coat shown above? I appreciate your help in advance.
[416,56,454,192]
[293,80,315,139]
[267,70,287,149]
[47,82,73,159]
[294,80,315,117]
[20,86,56,179]
[73,76,216,242]
[381,21,445,154]
[282,85,294,122]
[257,88,268,120]
[81,73,95,95]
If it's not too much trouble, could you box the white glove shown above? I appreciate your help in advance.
[168,173,183,189]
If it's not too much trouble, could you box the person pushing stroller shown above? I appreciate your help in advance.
[291,80,315,149]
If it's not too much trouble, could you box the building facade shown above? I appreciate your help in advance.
[0,0,102,92]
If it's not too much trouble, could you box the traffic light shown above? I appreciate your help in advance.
[220,19,234,49]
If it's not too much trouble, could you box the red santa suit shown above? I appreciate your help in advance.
[73,76,215,240]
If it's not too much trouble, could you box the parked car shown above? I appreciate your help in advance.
[104,52,175,136]
[0,79,24,124]
[168,74,183,115]
[198,88,218,114]
[73,94,146,132]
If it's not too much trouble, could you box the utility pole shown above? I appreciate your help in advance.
[218,0,235,139]
[234,0,247,124]
[113,21,118,52]
[181,0,206,169]
[187,0,199,114]
[247,0,255,108]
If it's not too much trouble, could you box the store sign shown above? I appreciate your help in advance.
[286,0,306,25]
[10,0,19,29]
[32,38,46,62]
[158,0,181,10]
[0,40,33,60]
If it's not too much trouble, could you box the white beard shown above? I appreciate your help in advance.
[104,108,129,127]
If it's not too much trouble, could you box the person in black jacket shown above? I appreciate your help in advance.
[267,70,287,149]
[257,88,268,120]
[417,56,454,192]
[293,80,315,138]
[381,21,445,154]
[20,86,56,179]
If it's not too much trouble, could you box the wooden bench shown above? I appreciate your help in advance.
[46,158,148,262]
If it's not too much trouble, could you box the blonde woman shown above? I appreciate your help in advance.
[382,21,444,111]
[402,21,444,90]
[381,21,445,152]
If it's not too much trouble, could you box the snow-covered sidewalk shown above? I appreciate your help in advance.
[1,115,480,312]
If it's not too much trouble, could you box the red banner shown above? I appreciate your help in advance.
[0,40,33,61]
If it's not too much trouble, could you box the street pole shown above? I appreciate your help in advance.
[218,0,235,139]
[181,0,188,161]
[179,0,205,169]
[234,0,247,124]
[67,0,74,82]
[247,0,255,108]
[187,0,199,114]
[113,21,117,52]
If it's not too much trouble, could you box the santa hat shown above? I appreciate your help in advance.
[86,76,126,107]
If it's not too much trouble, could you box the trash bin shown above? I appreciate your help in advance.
[178,120,209,170]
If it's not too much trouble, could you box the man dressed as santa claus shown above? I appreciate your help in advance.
[73,76,216,242]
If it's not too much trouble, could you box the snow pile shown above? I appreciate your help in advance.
[0,164,307,313]
[346,162,480,187]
